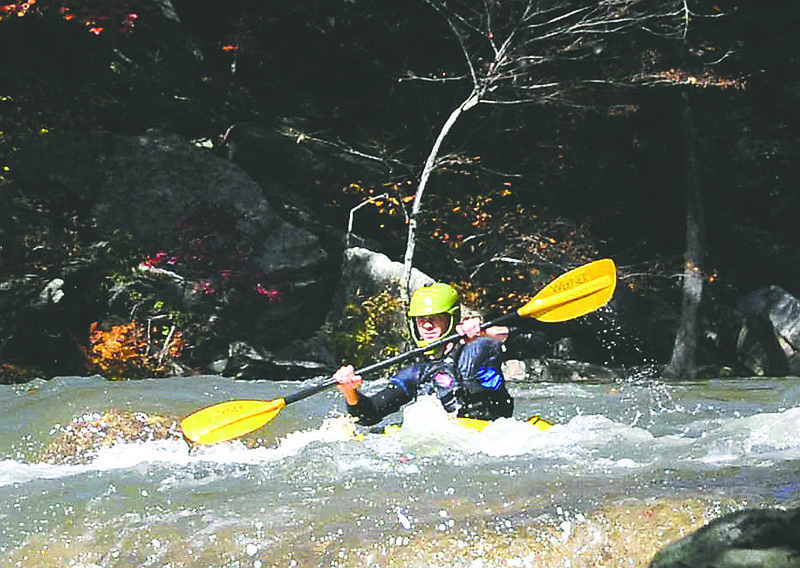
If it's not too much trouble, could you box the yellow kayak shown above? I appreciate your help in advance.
[457,414,553,432]
[380,414,553,436]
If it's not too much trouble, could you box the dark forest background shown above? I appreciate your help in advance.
[2,0,800,381]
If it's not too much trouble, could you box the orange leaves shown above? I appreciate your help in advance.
[427,192,504,249]
[636,69,745,90]
[89,322,140,374]
[344,182,415,218]
[88,321,184,380]
[0,0,137,34]
[0,1,36,20]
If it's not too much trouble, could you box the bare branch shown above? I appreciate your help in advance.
[347,193,389,249]
[400,0,693,291]
[425,0,481,89]
[398,73,468,84]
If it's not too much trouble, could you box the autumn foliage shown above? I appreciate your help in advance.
[0,0,140,35]
[88,321,184,380]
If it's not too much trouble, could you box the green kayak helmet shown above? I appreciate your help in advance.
[407,283,461,349]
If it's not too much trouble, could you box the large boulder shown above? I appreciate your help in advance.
[4,129,338,379]
[333,246,433,308]
[737,286,800,376]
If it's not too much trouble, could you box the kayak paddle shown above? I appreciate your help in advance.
[180,258,616,445]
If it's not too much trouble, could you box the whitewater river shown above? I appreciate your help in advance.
[2,372,800,567]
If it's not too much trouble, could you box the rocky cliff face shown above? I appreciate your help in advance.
[2,129,338,380]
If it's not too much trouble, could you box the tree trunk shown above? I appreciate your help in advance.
[664,91,705,379]
[400,89,480,300]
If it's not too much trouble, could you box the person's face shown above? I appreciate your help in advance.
[415,313,450,341]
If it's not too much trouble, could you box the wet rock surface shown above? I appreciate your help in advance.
[649,507,800,568]
[39,409,182,464]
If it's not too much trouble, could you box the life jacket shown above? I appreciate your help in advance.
[347,338,513,426]
[398,339,513,420]
[415,349,462,413]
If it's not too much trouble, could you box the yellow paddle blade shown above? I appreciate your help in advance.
[517,258,616,323]
[180,399,286,445]
[525,415,553,432]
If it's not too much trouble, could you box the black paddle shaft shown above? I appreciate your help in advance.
[282,313,517,406]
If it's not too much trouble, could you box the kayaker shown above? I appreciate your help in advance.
[334,283,513,426]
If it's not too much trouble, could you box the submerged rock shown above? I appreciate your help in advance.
[39,409,183,464]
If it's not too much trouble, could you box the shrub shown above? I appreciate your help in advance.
[87,321,184,380]
[326,288,407,371]
[0,364,36,385]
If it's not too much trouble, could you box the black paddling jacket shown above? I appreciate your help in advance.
[346,338,513,426]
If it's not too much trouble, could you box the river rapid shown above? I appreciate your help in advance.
[2,373,800,568]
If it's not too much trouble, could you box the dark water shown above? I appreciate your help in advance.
[2,373,800,567]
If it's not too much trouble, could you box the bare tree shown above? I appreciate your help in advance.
[401,0,691,295]
[663,91,704,379]
[632,7,739,378]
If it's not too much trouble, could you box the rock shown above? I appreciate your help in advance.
[524,358,619,382]
[649,507,800,568]
[38,278,65,305]
[323,246,433,339]
[737,286,800,376]
[223,122,392,246]
[39,409,182,464]
[736,316,789,377]
[216,247,436,379]
[9,129,339,376]
[503,328,550,361]
[91,130,327,277]
[222,340,333,380]
[500,359,527,382]
[745,286,800,348]
[339,246,432,299]
[0,251,107,380]
[309,246,432,372]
